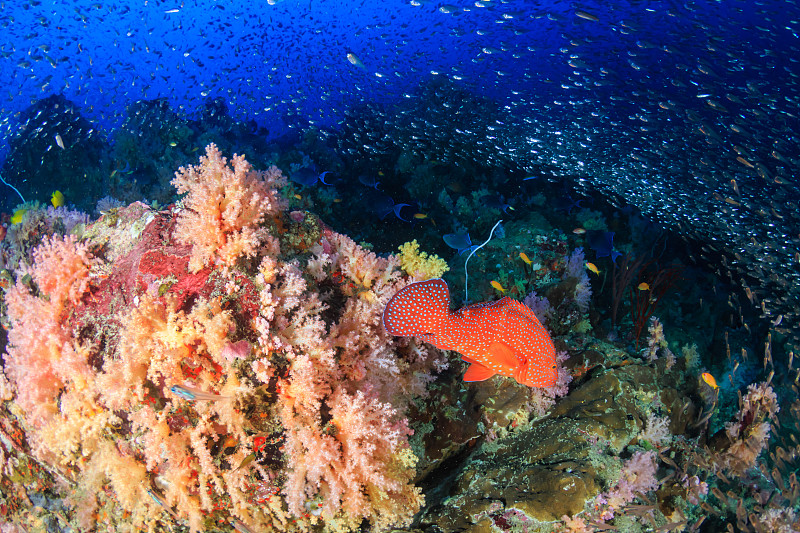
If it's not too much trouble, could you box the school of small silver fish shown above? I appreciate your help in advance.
[1,0,799,348]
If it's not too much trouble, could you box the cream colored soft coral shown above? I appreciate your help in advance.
[172,143,286,272]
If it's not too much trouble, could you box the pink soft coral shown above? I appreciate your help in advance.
[714,381,779,476]
[281,388,423,530]
[4,234,95,426]
[25,233,95,311]
[256,230,435,529]
[0,149,439,532]
[171,143,286,272]
[604,450,659,510]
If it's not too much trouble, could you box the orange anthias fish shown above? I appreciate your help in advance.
[382,278,557,387]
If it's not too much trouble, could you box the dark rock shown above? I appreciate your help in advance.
[418,364,678,529]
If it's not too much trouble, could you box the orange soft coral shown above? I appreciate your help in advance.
[171,143,286,272]
[1,160,441,531]
[261,231,438,530]
[28,233,96,310]
[3,234,96,426]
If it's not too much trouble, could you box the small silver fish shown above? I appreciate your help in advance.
[231,519,258,533]
[575,10,599,21]
[147,489,178,519]
[346,52,365,69]
[170,384,229,401]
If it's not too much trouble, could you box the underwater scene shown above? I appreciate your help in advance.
[0,0,798,532]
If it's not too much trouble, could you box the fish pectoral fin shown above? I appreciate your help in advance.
[461,355,477,364]
[488,341,519,369]
[463,362,496,382]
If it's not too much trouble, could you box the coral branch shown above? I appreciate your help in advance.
[172,143,286,272]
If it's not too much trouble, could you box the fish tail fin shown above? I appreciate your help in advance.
[383,278,451,336]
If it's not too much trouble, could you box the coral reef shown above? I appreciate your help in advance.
[0,146,442,532]
[0,142,795,533]
[171,143,286,272]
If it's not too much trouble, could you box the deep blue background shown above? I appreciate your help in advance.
[2,0,800,332]
[3,0,793,148]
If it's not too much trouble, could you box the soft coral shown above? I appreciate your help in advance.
[4,234,96,426]
[171,143,286,272]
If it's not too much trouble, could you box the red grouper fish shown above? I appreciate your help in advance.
[382,278,558,387]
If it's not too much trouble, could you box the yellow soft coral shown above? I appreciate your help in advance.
[397,239,449,280]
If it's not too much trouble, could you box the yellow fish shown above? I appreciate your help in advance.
[490,280,506,294]
[637,282,650,291]
[234,453,256,472]
[585,262,600,275]
[10,208,27,224]
[413,213,428,219]
[701,372,718,390]
[51,190,65,207]
[519,252,532,265]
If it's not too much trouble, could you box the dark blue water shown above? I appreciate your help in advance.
[1,0,799,341]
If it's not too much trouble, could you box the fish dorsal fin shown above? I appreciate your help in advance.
[463,362,496,382]
[382,278,451,336]
[503,297,531,316]
[488,341,519,369]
